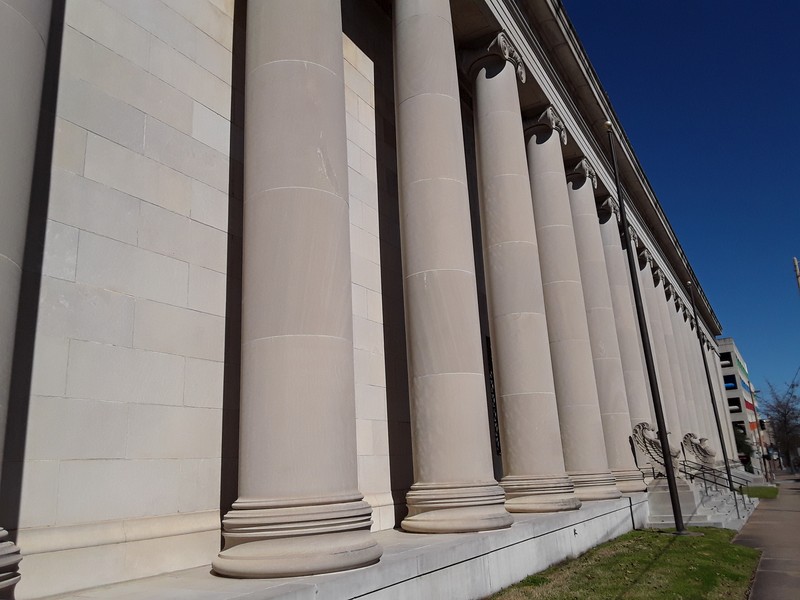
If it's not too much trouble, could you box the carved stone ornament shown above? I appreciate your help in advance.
[651,264,663,286]
[568,158,597,188]
[683,432,717,468]
[487,32,526,83]
[606,196,620,216]
[597,196,619,222]
[664,281,673,299]
[628,227,639,248]
[534,106,568,145]
[632,422,682,478]
[638,247,652,267]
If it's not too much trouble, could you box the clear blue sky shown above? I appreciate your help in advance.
[562,1,800,394]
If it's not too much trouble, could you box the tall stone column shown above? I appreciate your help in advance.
[394,0,512,533]
[525,108,619,501]
[598,203,653,433]
[669,295,701,437]
[684,312,709,437]
[638,251,681,441]
[686,318,716,447]
[213,1,382,577]
[656,281,691,439]
[0,0,52,594]
[468,34,580,512]
[567,162,643,493]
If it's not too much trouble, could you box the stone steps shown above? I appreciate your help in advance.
[645,478,757,531]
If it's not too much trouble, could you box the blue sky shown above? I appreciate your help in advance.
[562,1,800,394]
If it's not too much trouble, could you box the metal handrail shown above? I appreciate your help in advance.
[677,458,756,517]
[680,457,751,489]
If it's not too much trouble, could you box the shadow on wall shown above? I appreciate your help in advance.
[343,0,414,526]
[0,0,66,541]
[218,0,247,525]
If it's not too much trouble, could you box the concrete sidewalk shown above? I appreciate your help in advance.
[734,471,800,599]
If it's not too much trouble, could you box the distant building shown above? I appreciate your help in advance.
[718,338,767,473]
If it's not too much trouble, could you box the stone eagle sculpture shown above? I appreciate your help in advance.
[632,422,681,477]
[682,432,717,468]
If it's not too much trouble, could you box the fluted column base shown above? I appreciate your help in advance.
[611,468,648,493]
[0,528,20,599]
[569,471,622,501]
[401,482,513,533]
[213,496,380,578]
[501,474,582,513]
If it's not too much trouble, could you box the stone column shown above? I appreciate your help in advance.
[705,341,734,459]
[0,0,52,594]
[700,336,728,459]
[213,1,382,577]
[394,0,512,533]
[669,295,701,437]
[567,162,644,493]
[638,251,681,441]
[685,314,710,438]
[468,34,580,512]
[598,203,654,434]
[525,108,619,501]
[686,318,716,447]
[656,281,691,439]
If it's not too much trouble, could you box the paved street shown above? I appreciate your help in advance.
[734,471,800,599]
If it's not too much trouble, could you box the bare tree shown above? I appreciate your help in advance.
[763,368,800,472]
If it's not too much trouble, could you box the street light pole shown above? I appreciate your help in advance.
[687,281,736,493]
[605,121,685,533]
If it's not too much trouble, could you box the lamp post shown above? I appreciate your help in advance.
[686,281,736,493]
[605,121,685,533]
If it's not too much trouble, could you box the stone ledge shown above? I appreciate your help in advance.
[46,494,648,600]
[15,510,220,555]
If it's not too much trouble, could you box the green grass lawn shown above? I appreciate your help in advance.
[488,527,760,600]
[741,485,779,499]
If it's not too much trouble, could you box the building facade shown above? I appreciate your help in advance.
[718,337,768,474]
[0,0,743,598]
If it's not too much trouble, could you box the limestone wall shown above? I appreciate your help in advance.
[14,2,236,596]
[6,1,409,596]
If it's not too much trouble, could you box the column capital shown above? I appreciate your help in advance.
[525,106,568,145]
[651,263,663,285]
[637,245,651,268]
[664,281,674,299]
[488,32,526,82]
[673,294,685,312]
[628,227,640,248]
[598,195,619,217]
[567,158,597,188]
[461,31,526,83]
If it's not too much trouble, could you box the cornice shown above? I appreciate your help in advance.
[482,0,722,337]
